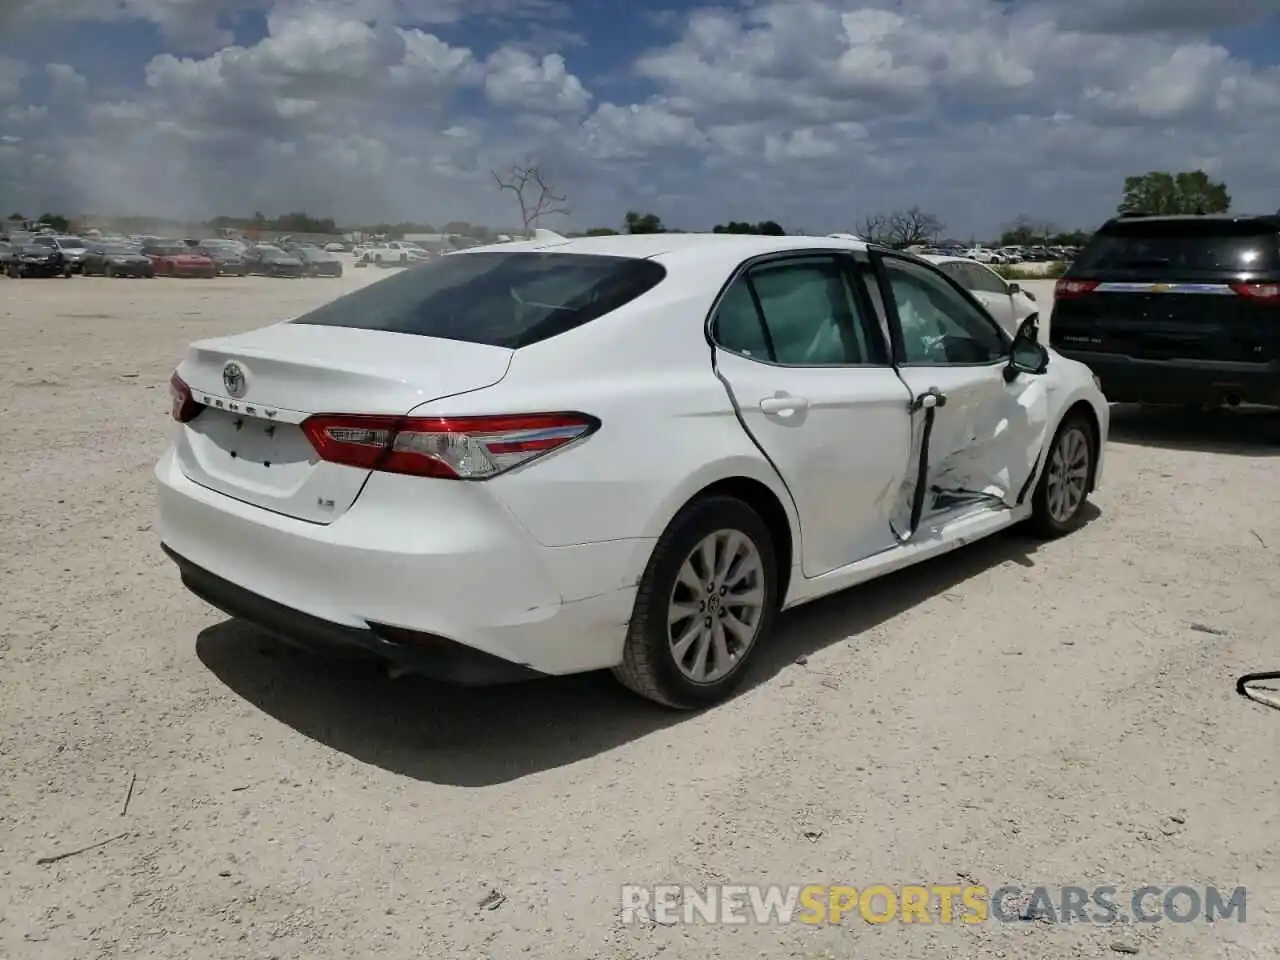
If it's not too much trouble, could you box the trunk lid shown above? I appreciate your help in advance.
[174,323,514,524]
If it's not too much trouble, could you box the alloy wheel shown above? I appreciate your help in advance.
[1046,426,1090,523]
[667,529,767,684]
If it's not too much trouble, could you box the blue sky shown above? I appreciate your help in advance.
[1,0,1279,236]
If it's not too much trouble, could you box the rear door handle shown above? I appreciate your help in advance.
[760,396,810,414]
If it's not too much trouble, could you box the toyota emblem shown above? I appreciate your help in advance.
[222,361,247,398]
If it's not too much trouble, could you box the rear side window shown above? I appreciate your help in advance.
[1075,222,1280,273]
[293,252,665,349]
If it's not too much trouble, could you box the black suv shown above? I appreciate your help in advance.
[1049,213,1280,408]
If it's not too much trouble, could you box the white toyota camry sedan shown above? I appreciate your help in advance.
[156,233,1108,709]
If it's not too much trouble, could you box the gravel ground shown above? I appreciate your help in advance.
[2,270,1278,960]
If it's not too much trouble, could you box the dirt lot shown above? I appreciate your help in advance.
[2,271,1278,960]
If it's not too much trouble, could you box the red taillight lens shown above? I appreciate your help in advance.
[1054,279,1099,299]
[300,412,598,479]
[169,372,203,422]
[1230,282,1280,302]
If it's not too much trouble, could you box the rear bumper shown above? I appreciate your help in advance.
[154,448,644,679]
[1055,350,1280,406]
[162,544,542,684]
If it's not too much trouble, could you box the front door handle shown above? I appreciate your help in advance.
[760,396,810,414]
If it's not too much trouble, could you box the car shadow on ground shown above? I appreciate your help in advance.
[197,508,1095,787]
[1108,403,1280,456]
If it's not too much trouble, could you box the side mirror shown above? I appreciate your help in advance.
[1007,282,1020,294]
[1004,313,1049,382]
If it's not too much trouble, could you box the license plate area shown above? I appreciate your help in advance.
[189,409,315,494]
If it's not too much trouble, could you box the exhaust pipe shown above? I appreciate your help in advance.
[1225,394,1242,407]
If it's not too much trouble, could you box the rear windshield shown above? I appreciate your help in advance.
[1075,221,1280,273]
[292,251,667,348]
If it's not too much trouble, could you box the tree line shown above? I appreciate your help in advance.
[9,167,1241,245]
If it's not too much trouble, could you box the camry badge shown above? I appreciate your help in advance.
[222,361,247,398]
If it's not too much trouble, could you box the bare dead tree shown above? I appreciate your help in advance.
[491,164,570,233]
[857,213,892,245]
[858,207,943,248]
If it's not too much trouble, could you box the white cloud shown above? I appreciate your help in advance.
[0,56,27,102]
[46,63,88,101]
[2,0,1280,234]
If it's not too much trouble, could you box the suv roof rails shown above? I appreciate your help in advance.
[1117,210,1150,218]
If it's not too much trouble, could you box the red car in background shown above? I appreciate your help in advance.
[143,240,218,278]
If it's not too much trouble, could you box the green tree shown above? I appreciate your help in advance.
[1049,229,1093,246]
[37,212,71,231]
[712,220,786,235]
[624,211,665,234]
[1118,170,1230,216]
[998,214,1057,247]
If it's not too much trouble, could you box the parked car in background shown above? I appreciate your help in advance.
[197,239,248,276]
[924,254,1039,335]
[7,241,73,277]
[30,234,91,273]
[143,239,219,277]
[324,242,347,253]
[156,233,1107,708]
[359,241,426,265]
[243,244,305,277]
[287,244,344,277]
[1050,212,1280,409]
[82,240,156,277]
[0,240,13,275]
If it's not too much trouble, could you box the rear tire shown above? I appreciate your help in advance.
[613,496,778,709]
[1028,412,1096,538]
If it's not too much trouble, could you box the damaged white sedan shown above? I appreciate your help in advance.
[155,233,1107,710]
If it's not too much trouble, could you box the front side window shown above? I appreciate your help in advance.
[967,263,1008,295]
[881,256,1007,365]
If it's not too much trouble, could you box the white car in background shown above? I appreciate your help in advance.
[924,254,1039,335]
[156,233,1107,709]
[357,241,428,265]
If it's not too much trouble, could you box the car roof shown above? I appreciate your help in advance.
[1107,213,1280,228]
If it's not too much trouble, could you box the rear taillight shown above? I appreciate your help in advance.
[1054,279,1099,299]
[169,372,203,422]
[300,412,598,479]
[1230,282,1280,302]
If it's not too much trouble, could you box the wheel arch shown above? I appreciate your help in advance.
[633,463,800,609]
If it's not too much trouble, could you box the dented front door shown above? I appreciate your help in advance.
[892,362,1050,525]
[868,251,1050,535]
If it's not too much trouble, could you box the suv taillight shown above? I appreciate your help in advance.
[300,412,599,479]
[1054,279,1099,299]
[169,373,203,422]
[1230,282,1280,303]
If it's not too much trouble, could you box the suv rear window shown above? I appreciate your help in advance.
[293,251,666,348]
[1074,220,1280,273]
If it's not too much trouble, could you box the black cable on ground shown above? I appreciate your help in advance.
[1236,671,1280,710]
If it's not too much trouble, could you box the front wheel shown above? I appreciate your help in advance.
[1028,413,1096,538]
[613,496,778,709]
